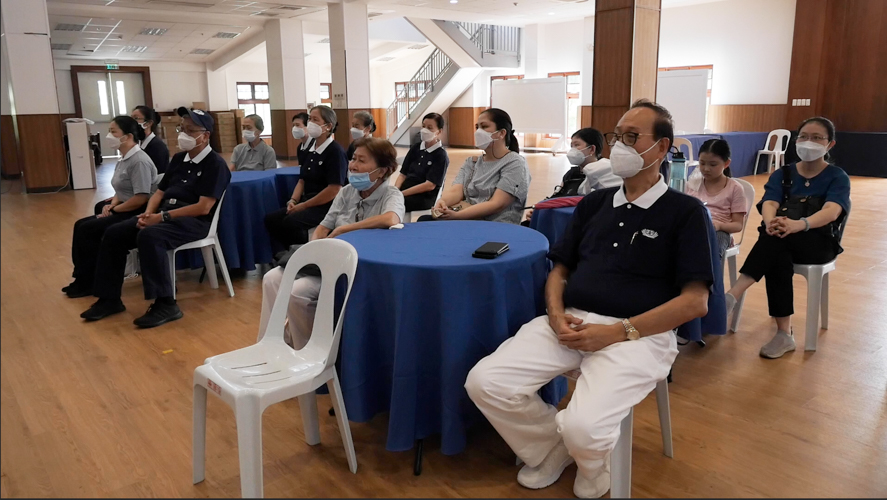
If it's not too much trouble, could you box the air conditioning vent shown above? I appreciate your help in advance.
[319,38,330,43]
[139,28,168,36]
[276,5,306,10]
[407,44,428,50]
[55,23,86,32]
[121,45,148,53]
[213,32,240,39]
[148,0,215,8]
[377,56,395,62]
[251,11,279,17]
[190,48,215,55]
[368,12,384,18]
[51,43,72,51]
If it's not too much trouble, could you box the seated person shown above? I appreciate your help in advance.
[684,139,747,278]
[131,105,170,174]
[419,108,530,224]
[346,111,375,161]
[724,116,849,359]
[79,107,231,328]
[230,114,277,171]
[291,112,313,166]
[394,112,449,214]
[265,106,348,251]
[258,137,404,348]
[63,116,158,298]
[465,99,713,499]
[523,127,621,225]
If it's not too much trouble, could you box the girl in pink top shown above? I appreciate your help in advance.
[685,139,747,278]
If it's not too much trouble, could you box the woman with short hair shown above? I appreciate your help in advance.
[395,112,450,213]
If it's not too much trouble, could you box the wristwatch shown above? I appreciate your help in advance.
[621,318,641,341]
[161,211,172,222]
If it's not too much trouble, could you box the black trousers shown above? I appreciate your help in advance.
[264,202,332,248]
[739,226,837,317]
[70,200,144,284]
[403,191,438,213]
[93,217,210,301]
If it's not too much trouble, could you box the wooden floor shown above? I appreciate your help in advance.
[1,150,886,498]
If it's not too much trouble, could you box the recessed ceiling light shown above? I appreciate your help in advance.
[450,0,458,3]
[549,12,555,15]
[139,28,168,36]
[121,45,148,53]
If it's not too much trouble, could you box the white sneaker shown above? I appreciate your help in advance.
[517,440,574,489]
[573,456,610,499]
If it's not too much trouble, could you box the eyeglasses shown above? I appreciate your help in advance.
[604,132,653,147]
[797,135,828,142]
[176,125,207,134]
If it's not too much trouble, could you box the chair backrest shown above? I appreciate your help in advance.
[673,137,694,163]
[732,178,756,247]
[206,190,227,237]
[703,128,714,134]
[261,239,358,370]
[764,129,792,153]
[835,199,851,244]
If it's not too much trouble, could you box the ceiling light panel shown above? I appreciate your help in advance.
[139,27,168,36]
[190,48,215,55]
[55,24,86,32]
[121,45,149,52]
[213,31,241,38]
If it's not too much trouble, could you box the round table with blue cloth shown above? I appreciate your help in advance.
[273,166,301,205]
[337,221,568,455]
[530,206,576,246]
[175,170,279,271]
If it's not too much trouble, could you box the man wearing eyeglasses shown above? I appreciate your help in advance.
[466,100,714,498]
[80,107,231,328]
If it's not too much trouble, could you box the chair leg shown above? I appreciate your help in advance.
[298,393,321,446]
[213,241,235,297]
[169,250,178,300]
[754,152,762,174]
[820,273,829,329]
[731,290,748,333]
[803,270,824,352]
[201,246,220,290]
[654,380,673,458]
[235,402,265,498]
[610,408,633,499]
[328,370,358,473]
[193,384,207,484]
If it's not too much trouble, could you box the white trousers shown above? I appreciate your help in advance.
[465,308,678,478]
[257,267,321,349]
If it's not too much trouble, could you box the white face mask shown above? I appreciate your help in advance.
[420,128,436,143]
[474,128,494,149]
[242,129,257,142]
[177,131,198,152]
[609,139,662,179]
[350,127,366,141]
[566,146,592,166]
[292,126,306,140]
[796,141,828,162]
[307,121,324,139]
[139,122,149,130]
[106,132,122,150]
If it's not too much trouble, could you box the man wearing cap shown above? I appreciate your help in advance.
[80,107,231,328]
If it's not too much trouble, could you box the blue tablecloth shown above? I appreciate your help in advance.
[337,221,568,455]
[273,167,301,205]
[526,206,727,341]
[530,207,576,246]
[176,170,279,271]
[719,132,770,177]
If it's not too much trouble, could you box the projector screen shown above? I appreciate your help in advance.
[656,69,709,134]
[491,77,567,136]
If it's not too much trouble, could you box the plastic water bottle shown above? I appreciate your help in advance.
[669,151,687,192]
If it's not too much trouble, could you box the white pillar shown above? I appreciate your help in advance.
[206,65,228,111]
[327,0,371,146]
[523,24,541,79]
[264,18,307,158]
[580,16,595,107]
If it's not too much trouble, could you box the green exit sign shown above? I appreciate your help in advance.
[106,63,119,70]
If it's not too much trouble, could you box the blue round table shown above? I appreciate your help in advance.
[530,206,576,246]
[337,221,567,455]
[273,166,301,205]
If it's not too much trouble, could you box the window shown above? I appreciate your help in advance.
[236,82,272,136]
[548,72,581,137]
[320,83,332,105]
[98,80,109,115]
[394,80,432,108]
[115,80,127,115]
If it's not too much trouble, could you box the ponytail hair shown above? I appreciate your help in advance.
[699,138,733,177]
[481,107,520,154]
[112,115,146,144]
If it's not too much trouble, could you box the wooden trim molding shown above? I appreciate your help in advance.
[70,66,154,118]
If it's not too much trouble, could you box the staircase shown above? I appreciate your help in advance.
[434,21,521,68]
[386,48,460,145]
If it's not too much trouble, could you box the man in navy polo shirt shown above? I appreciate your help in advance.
[81,107,231,328]
[466,100,714,498]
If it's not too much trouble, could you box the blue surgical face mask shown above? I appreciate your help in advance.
[348,168,380,191]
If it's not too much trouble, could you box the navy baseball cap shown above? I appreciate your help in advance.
[176,106,214,131]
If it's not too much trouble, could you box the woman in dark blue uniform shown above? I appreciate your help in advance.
[265,105,348,250]
[394,112,449,213]
[291,112,313,166]
[131,105,170,174]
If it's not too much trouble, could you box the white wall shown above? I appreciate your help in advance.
[223,60,268,110]
[369,46,434,109]
[537,20,584,77]
[659,0,796,105]
[53,59,209,114]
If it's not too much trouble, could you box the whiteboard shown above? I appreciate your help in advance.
[656,69,709,134]
[491,77,567,135]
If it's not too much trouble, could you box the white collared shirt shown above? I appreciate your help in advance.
[184,145,213,164]
[122,143,142,160]
[613,174,668,209]
[141,133,156,149]
[310,135,334,154]
[421,140,442,153]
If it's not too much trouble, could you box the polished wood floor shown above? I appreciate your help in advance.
[1,149,886,498]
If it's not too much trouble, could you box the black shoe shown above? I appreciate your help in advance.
[133,302,183,328]
[65,280,94,298]
[80,299,126,321]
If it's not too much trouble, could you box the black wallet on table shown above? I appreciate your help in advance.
[472,242,510,259]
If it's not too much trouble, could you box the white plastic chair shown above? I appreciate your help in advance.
[755,129,791,174]
[169,190,234,299]
[793,204,850,351]
[726,178,756,332]
[192,239,359,498]
[673,137,698,170]
[560,371,672,498]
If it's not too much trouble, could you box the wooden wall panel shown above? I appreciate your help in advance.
[16,114,68,191]
[447,107,485,147]
[631,3,662,103]
[370,108,387,139]
[592,7,634,107]
[1,115,21,178]
[580,106,592,129]
[591,106,630,157]
[785,0,828,127]
[707,105,788,133]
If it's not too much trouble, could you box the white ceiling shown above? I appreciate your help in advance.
[46,0,730,62]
